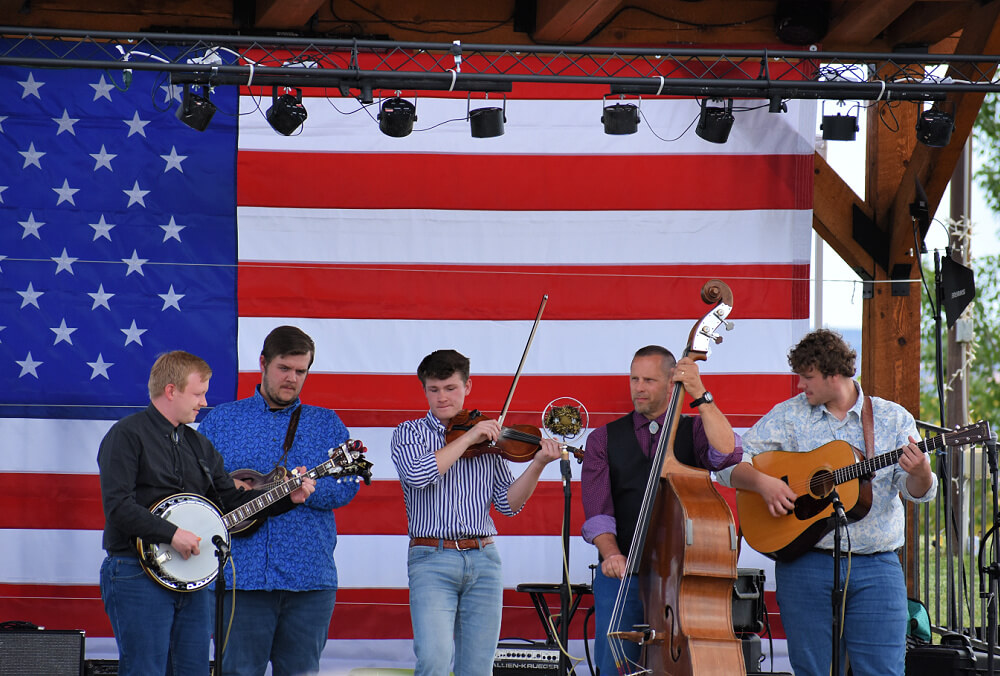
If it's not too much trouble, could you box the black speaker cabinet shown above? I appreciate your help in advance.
[0,629,84,676]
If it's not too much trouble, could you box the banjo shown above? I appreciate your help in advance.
[136,439,372,592]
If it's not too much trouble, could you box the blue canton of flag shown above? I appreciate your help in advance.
[0,55,238,420]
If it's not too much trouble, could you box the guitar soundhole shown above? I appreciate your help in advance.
[809,470,834,498]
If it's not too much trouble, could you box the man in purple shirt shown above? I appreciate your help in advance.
[580,344,742,675]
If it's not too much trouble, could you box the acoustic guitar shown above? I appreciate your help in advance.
[737,422,990,561]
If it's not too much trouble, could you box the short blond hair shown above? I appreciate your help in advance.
[148,351,212,400]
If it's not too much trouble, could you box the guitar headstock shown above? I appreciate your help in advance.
[686,279,735,359]
[943,421,993,447]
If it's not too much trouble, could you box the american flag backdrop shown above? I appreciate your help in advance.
[1,46,812,671]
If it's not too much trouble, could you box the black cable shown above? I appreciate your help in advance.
[342,0,514,36]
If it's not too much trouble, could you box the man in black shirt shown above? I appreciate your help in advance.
[98,351,315,676]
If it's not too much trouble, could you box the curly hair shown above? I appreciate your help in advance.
[787,329,856,378]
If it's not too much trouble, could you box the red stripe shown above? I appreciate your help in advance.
[0,476,762,536]
[237,372,798,428]
[238,263,809,321]
[237,152,813,211]
[0,477,581,535]
[239,49,816,101]
[0,584,784,641]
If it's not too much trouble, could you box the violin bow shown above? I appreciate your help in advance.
[496,294,548,429]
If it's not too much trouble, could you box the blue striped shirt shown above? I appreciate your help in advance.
[391,412,517,538]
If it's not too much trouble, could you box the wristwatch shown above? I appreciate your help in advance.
[689,391,714,408]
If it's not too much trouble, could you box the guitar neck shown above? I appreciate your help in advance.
[834,433,944,485]
[221,466,321,531]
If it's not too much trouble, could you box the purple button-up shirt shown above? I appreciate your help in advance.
[580,410,742,544]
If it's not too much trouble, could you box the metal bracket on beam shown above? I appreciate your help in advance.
[891,263,911,296]
[853,266,874,299]
[852,204,889,274]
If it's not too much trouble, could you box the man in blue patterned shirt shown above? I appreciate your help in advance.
[391,349,562,676]
[199,326,363,676]
[716,329,935,676]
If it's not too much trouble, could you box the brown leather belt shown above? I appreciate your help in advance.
[409,537,494,550]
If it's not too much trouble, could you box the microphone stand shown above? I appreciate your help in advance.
[979,432,999,676]
[212,535,231,676]
[559,453,573,675]
[829,489,847,676]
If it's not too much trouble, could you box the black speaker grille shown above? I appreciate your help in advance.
[0,630,84,676]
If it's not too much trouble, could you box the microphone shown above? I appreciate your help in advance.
[830,488,848,526]
[212,534,230,558]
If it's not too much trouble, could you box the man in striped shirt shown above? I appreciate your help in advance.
[391,349,561,676]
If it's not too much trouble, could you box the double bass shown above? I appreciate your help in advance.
[607,279,745,676]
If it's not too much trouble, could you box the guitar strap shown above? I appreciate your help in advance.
[862,395,875,459]
[275,405,302,471]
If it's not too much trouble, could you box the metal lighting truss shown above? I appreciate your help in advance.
[2,25,999,102]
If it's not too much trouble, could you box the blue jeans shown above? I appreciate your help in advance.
[775,550,907,676]
[100,555,212,676]
[219,589,336,676]
[592,565,643,676]
[407,543,503,676]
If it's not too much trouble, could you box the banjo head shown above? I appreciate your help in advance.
[142,494,229,591]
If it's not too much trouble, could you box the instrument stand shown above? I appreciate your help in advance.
[559,455,573,675]
[829,489,847,676]
[212,536,231,676]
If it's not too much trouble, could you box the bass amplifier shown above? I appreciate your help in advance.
[493,642,560,675]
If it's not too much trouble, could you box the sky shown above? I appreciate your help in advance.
[816,107,1000,330]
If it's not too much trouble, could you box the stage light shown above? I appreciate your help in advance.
[916,104,955,147]
[774,0,831,45]
[601,95,639,135]
[378,93,417,138]
[175,86,216,132]
[695,98,734,144]
[468,93,505,138]
[266,86,308,135]
[820,102,859,142]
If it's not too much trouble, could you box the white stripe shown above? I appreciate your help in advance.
[0,418,113,473]
[237,207,812,265]
[238,317,809,375]
[3,529,594,589]
[239,96,817,156]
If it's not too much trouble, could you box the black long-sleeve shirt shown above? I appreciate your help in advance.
[98,404,281,556]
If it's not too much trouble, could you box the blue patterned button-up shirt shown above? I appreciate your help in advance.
[716,382,937,554]
[198,388,361,590]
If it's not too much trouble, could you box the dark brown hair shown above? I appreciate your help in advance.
[788,328,856,377]
[417,349,470,384]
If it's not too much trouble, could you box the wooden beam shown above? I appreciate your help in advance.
[256,0,326,29]
[824,0,914,48]
[533,0,623,44]
[812,152,877,274]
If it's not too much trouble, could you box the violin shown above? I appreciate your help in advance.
[445,409,584,463]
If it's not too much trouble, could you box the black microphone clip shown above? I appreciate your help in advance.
[986,431,998,476]
[212,534,230,559]
[830,489,848,526]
